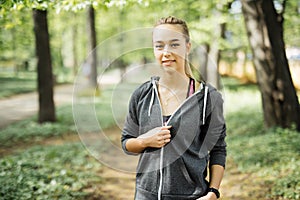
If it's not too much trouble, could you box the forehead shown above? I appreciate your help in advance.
[153,24,185,42]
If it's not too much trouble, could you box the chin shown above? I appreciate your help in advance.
[160,66,178,74]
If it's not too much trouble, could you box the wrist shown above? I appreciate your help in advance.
[207,187,220,199]
[138,138,147,149]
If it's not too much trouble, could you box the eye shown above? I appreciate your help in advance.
[155,44,164,50]
[170,43,180,48]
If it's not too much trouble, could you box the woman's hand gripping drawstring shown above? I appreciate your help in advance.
[138,125,172,148]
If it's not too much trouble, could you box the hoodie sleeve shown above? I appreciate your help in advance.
[121,86,142,155]
[206,90,227,168]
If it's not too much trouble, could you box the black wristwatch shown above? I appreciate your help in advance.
[207,187,220,199]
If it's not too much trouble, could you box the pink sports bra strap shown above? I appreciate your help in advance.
[187,78,195,97]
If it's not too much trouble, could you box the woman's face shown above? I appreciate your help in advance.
[153,24,191,74]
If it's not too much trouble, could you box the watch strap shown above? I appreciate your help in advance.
[207,187,220,199]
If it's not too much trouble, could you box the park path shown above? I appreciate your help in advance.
[0,84,74,129]
[0,67,124,129]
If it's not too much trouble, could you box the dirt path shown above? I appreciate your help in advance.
[220,158,267,200]
[0,84,74,129]
[97,167,136,200]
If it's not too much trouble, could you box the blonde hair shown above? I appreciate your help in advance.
[154,16,190,43]
[154,16,202,83]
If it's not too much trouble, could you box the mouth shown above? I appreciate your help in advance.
[162,60,176,66]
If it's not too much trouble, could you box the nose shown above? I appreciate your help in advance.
[163,51,171,58]
[163,45,171,55]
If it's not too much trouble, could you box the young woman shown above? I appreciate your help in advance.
[121,16,226,200]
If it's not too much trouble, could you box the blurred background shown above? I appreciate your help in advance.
[0,0,299,199]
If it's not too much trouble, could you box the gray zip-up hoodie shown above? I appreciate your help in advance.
[121,76,226,200]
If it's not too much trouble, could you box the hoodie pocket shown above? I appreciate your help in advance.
[136,170,159,193]
[162,157,199,195]
[179,158,197,187]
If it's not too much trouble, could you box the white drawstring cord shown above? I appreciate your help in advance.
[148,77,164,200]
[202,86,208,124]
[148,86,155,116]
[158,146,164,200]
[147,78,163,199]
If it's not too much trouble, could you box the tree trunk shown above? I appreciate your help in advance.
[72,14,78,76]
[207,22,226,90]
[32,9,56,123]
[241,0,300,130]
[191,44,209,81]
[87,6,98,87]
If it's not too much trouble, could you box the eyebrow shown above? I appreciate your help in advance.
[154,39,180,43]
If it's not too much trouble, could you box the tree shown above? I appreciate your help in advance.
[206,10,226,89]
[32,9,56,123]
[1,0,106,123]
[87,5,98,88]
[241,0,300,131]
[72,12,79,76]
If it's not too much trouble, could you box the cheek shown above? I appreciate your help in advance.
[153,50,162,60]
[173,49,186,60]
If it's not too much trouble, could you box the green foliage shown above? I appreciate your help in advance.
[284,0,300,46]
[270,167,300,200]
[1,0,298,80]
[230,126,300,199]
[0,143,102,200]
[225,77,300,199]
[0,9,35,63]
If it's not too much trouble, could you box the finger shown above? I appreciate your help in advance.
[160,133,171,139]
[158,135,168,141]
[164,134,171,139]
[161,125,172,130]
[157,135,163,141]
[160,130,171,135]
[164,138,171,143]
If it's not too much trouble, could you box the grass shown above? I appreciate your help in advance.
[0,106,75,149]
[223,77,300,200]
[0,76,299,199]
[0,70,73,99]
[0,143,102,200]
[0,71,37,98]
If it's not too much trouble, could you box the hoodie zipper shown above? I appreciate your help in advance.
[164,81,206,125]
[151,80,207,199]
[151,79,164,200]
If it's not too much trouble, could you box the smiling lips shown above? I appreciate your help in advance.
[162,60,176,66]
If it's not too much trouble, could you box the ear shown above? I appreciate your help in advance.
[186,42,191,55]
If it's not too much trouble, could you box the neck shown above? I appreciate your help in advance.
[159,71,189,91]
